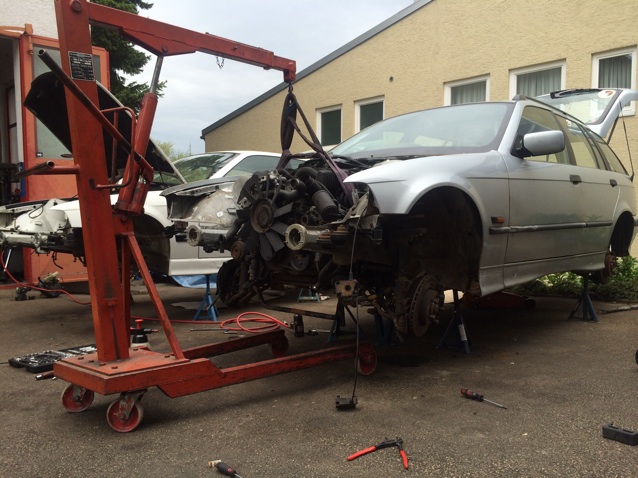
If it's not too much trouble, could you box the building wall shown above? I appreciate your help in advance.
[204,0,638,169]
[0,0,57,37]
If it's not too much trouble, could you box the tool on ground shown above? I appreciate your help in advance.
[208,460,243,478]
[35,371,56,381]
[602,423,638,446]
[348,437,409,470]
[130,319,157,349]
[460,387,507,409]
[293,313,305,337]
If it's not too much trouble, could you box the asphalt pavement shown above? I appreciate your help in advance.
[1,278,637,477]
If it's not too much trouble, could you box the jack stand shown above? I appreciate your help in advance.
[374,310,394,346]
[438,290,471,354]
[297,288,320,302]
[193,274,218,321]
[329,301,348,342]
[329,301,363,342]
[0,246,13,282]
[568,275,598,322]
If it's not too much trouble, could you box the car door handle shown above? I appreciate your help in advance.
[610,179,618,187]
[569,174,582,184]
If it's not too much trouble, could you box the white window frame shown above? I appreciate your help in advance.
[444,75,490,106]
[509,60,566,99]
[354,96,384,133]
[316,105,342,148]
[592,47,637,116]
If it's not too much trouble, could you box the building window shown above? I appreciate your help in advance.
[444,76,489,105]
[593,47,636,115]
[510,61,565,98]
[355,97,384,133]
[318,106,341,146]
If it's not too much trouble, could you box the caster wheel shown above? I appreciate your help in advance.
[61,385,94,413]
[357,350,377,376]
[271,336,289,357]
[106,399,144,433]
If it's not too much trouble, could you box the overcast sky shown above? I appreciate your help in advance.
[131,0,415,155]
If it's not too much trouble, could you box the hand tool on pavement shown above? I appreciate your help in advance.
[208,460,243,478]
[460,387,507,409]
[348,438,409,470]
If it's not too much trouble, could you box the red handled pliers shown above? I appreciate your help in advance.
[348,437,409,470]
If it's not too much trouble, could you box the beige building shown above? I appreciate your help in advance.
[202,0,638,168]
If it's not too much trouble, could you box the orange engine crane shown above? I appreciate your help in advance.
[25,0,376,432]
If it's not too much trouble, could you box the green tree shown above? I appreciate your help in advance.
[90,0,164,112]
[154,140,191,162]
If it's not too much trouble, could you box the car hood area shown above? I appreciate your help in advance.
[1,72,185,254]
[24,72,181,180]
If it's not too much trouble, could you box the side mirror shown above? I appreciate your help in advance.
[515,130,565,158]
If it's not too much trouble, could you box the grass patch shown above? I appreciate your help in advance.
[509,256,638,302]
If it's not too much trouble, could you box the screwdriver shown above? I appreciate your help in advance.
[208,460,244,478]
[460,387,507,409]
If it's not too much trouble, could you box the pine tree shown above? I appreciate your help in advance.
[90,0,164,112]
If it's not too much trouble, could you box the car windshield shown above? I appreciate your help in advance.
[537,89,622,125]
[331,102,513,159]
[173,152,238,182]
[152,169,184,189]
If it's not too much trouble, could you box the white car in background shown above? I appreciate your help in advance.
[0,151,302,277]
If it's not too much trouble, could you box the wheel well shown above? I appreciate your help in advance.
[390,187,483,292]
[610,211,635,257]
[132,215,170,275]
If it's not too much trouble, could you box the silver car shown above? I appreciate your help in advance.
[165,89,637,336]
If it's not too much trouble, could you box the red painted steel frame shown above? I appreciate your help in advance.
[49,0,367,428]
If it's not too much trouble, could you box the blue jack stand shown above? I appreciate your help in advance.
[193,274,219,321]
[297,288,320,302]
[438,290,471,354]
[568,275,598,322]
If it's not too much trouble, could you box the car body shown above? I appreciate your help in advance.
[0,151,302,277]
[164,88,638,336]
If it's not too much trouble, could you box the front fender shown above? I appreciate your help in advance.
[344,152,508,215]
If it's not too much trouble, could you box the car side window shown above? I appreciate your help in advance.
[595,136,629,174]
[515,106,569,164]
[555,117,601,169]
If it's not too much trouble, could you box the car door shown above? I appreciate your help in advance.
[553,115,619,255]
[502,105,585,286]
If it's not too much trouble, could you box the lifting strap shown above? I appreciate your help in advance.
[277,87,354,206]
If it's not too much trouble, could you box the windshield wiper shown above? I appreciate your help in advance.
[550,88,606,99]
